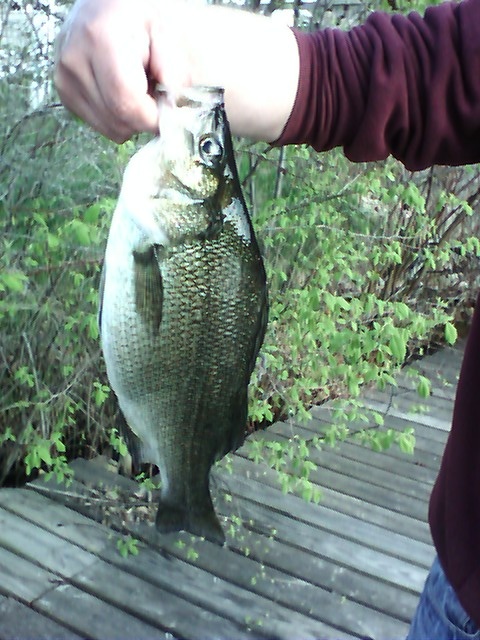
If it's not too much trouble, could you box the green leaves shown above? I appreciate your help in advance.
[93,381,110,407]
[68,219,91,246]
[246,436,322,503]
[397,428,416,455]
[243,141,468,469]
[355,426,416,454]
[23,429,68,478]
[116,535,139,558]
[0,270,28,293]
[389,331,407,363]
[445,322,458,346]
[108,428,128,458]
[0,91,118,484]
[417,376,431,399]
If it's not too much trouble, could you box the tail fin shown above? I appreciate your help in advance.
[155,502,225,545]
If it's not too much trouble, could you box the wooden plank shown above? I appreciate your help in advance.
[0,488,114,555]
[74,553,356,640]
[0,490,254,639]
[0,340,464,640]
[0,491,251,639]
[219,461,432,582]
[320,485,431,545]
[393,346,462,401]
[329,440,438,485]
[413,344,463,379]
[364,386,455,418]
[306,449,430,501]
[0,502,189,638]
[2,488,411,634]
[0,596,82,640]
[0,438,434,637]
[227,495,428,594]
[93,525,406,638]
[222,457,434,568]
[250,426,432,501]
[270,432,439,487]
[2,488,353,639]
[361,394,452,432]
[34,585,169,640]
[315,465,428,519]
[66,456,431,566]
[0,546,60,603]
[394,365,458,402]
[235,445,428,520]
[395,343,463,416]
[26,464,420,638]
[292,405,449,450]
[225,524,420,627]
[0,505,99,577]
[72,558,257,640]
[229,453,432,545]
[0,505,180,640]
[283,412,447,479]
[131,540,361,640]
[222,524,417,629]
[395,369,456,401]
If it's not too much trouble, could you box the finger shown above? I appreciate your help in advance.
[56,48,159,141]
[55,16,159,140]
[55,63,125,141]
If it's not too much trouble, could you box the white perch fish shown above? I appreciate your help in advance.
[99,86,267,544]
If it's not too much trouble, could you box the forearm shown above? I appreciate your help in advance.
[156,4,299,142]
[278,0,480,170]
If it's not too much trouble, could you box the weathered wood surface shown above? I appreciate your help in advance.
[0,341,464,639]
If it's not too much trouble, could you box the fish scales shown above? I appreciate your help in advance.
[99,86,267,544]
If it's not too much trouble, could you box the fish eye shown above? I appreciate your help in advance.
[199,135,224,167]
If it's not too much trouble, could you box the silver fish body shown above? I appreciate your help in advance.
[99,86,267,544]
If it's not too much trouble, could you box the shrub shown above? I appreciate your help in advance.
[2,0,479,488]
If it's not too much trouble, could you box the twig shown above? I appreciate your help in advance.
[0,103,63,156]
[29,482,154,508]
[274,146,285,199]
[22,331,48,439]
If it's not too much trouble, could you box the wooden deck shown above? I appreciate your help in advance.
[0,342,463,639]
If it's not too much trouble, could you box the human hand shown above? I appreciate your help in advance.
[54,0,190,143]
[54,0,298,144]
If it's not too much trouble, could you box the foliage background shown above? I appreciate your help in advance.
[1,0,479,487]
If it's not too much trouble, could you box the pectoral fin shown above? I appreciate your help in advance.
[133,246,163,332]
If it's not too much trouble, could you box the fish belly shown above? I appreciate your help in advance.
[102,230,264,544]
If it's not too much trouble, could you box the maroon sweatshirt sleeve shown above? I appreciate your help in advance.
[277,0,480,626]
[276,0,480,171]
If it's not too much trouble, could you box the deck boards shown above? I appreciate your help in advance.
[0,341,465,639]
[0,596,83,640]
